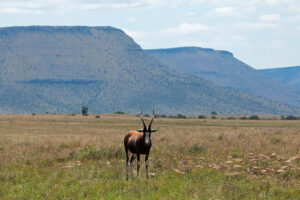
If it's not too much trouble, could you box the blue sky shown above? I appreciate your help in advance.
[0,0,299,69]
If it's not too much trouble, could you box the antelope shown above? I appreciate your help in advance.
[124,111,157,180]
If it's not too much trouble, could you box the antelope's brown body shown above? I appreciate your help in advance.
[124,131,152,155]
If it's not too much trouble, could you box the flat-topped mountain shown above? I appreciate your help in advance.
[0,26,299,114]
[147,47,300,108]
[260,66,300,89]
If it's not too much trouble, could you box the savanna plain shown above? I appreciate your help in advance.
[0,114,300,199]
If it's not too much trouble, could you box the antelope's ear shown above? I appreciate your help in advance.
[137,129,144,132]
[151,129,158,132]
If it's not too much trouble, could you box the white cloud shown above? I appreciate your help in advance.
[265,0,281,6]
[265,39,286,49]
[161,23,211,34]
[189,0,208,5]
[286,4,300,12]
[235,22,279,30]
[265,0,295,6]
[0,0,162,14]
[232,35,248,47]
[123,29,150,40]
[0,7,41,14]
[187,12,196,16]
[0,1,45,14]
[259,14,281,22]
[127,17,138,23]
[206,5,256,18]
[200,0,260,7]
[208,6,239,17]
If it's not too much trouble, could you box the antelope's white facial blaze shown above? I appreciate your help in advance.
[144,131,151,146]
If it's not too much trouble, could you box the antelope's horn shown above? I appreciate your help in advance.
[148,110,155,130]
[140,111,147,129]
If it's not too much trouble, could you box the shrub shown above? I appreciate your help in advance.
[227,116,236,120]
[176,114,187,119]
[157,114,167,118]
[211,111,218,115]
[249,115,259,120]
[240,116,248,120]
[271,137,282,144]
[114,111,125,114]
[81,106,88,116]
[188,144,206,154]
[285,115,297,120]
[95,115,100,118]
[198,115,206,119]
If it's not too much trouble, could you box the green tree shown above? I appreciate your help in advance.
[82,106,88,116]
[211,111,217,115]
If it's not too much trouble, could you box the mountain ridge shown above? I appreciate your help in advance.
[147,47,300,108]
[0,26,299,115]
[259,66,300,89]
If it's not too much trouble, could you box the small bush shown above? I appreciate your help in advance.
[114,111,125,114]
[188,144,206,154]
[281,115,299,120]
[217,134,225,140]
[82,106,88,116]
[176,114,187,119]
[249,115,259,120]
[285,115,297,120]
[198,115,206,119]
[211,116,217,119]
[32,113,36,116]
[227,116,236,120]
[211,111,218,115]
[157,114,167,118]
[271,137,282,144]
[240,116,248,120]
[95,115,100,119]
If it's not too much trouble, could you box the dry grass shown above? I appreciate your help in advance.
[0,114,300,199]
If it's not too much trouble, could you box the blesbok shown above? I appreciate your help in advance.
[124,111,157,180]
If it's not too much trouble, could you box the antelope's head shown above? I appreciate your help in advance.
[137,110,157,146]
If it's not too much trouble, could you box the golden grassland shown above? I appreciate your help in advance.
[0,114,300,199]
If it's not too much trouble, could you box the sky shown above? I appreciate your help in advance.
[0,0,299,69]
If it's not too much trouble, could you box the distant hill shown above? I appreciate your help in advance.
[0,26,299,115]
[147,47,300,108]
[259,66,300,89]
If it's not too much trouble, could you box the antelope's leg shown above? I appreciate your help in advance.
[137,154,140,178]
[125,149,129,180]
[130,155,135,179]
[145,154,149,179]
